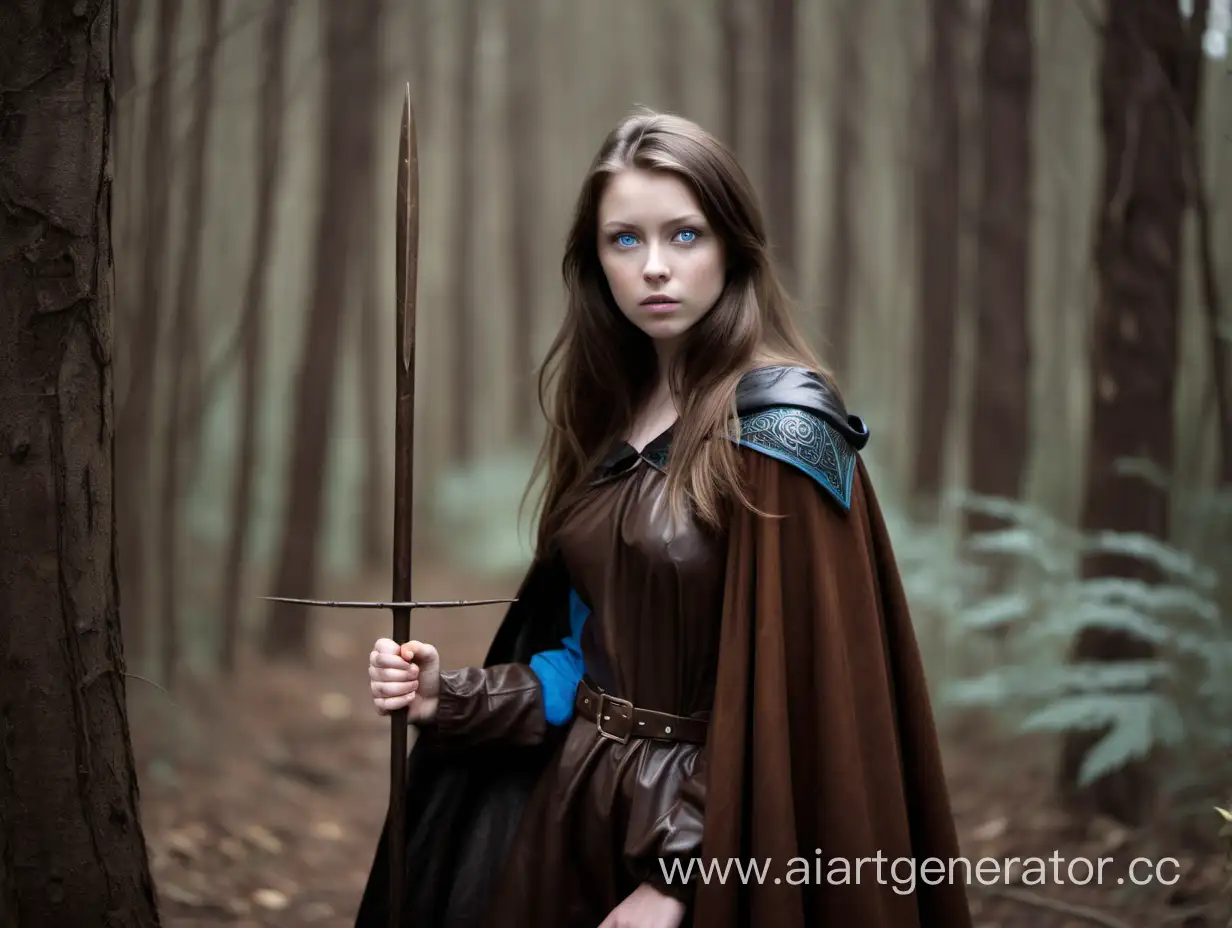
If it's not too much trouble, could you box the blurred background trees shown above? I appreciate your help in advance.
[86,0,1232,918]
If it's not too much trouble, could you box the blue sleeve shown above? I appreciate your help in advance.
[528,587,590,726]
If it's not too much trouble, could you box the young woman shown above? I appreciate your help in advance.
[357,109,973,928]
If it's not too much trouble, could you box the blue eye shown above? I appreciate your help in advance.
[616,233,638,247]
[676,229,697,243]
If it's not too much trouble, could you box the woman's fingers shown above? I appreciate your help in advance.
[370,650,411,671]
[375,693,412,715]
[368,664,412,683]
[371,679,418,698]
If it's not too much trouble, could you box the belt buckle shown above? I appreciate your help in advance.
[595,692,634,744]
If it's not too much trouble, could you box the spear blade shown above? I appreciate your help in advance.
[388,83,419,928]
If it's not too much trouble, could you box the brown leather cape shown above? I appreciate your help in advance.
[355,367,973,927]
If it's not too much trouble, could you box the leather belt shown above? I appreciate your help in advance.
[574,678,708,745]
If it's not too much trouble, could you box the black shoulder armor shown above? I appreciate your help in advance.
[731,366,870,512]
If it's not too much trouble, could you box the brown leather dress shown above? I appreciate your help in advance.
[428,429,722,926]
[356,367,976,928]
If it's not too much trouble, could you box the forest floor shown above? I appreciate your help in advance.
[128,559,1232,928]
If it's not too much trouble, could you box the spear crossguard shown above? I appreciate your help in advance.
[264,87,514,928]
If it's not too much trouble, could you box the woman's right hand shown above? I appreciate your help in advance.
[369,638,441,725]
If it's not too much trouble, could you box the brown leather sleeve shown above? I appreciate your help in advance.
[622,743,708,905]
[428,663,547,748]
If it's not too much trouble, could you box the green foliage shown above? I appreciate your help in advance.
[930,478,1232,801]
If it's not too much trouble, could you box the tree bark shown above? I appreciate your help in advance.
[763,0,797,289]
[263,1,383,658]
[1059,0,1188,825]
[910,0,962,515]
[221,0,292,674]
[963,0,1033,552]
[0,2,162,923]
[824,0,864,376]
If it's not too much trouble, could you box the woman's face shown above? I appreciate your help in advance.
[596,168,726,354]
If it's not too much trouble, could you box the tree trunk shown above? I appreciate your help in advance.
[824,0,864,376]
[412,0,430,131]
[720,0,742,154]
[910,0,962,515]
[221,0,292,674]
[1177,0,1231,485]
[158,0,223,686]
[115,0,180,668]
[507,0,540,433]
[963,0,1033,552]
[353,33,386,568]
[1059,0,1188,825]
[763,0,797,289]
[659,2,684,113]
[358,245,387,567]
[0,3,161,923]
[263,1,383,658]
[451,0,479,463]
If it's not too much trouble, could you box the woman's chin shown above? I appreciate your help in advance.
[638,316,697,344]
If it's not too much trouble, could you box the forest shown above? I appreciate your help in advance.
[2,0,1231,926]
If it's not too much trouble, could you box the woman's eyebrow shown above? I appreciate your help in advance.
[600,214,706,231]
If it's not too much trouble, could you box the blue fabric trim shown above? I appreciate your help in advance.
[528,587,590,726]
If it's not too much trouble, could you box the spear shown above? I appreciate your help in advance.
[264,86,514,927]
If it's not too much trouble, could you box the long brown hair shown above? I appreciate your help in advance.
[526,107,829,556]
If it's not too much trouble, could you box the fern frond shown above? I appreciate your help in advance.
[1020,692,1176,739]
[1035,603,1173,647]
[1075,694,1184,787]
[1085,531,1218,588]
[1076,578,1220,625]
[954,592,1035,633]
[966,527,1073,576]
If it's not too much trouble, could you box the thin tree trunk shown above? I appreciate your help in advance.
[0,2,161,922]
[1059,0,1188,825]
[159,0,223,686]
[720,0,741,154]
[352,39,385,568]
[413,1,430,129]
[451,0,479,463]
[910,0,962,516]
[963,0,1033,552]
[764,0,797,288]
[264,1,383,658]
[358,248,387,567]
[116,0,180,667]
[507,0,540,433]
[825,0,864,375]
[1176,0,1231,484]
[659,2,684,113]
[221,0,293,674]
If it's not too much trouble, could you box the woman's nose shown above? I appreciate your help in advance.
[642,246,670,281]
